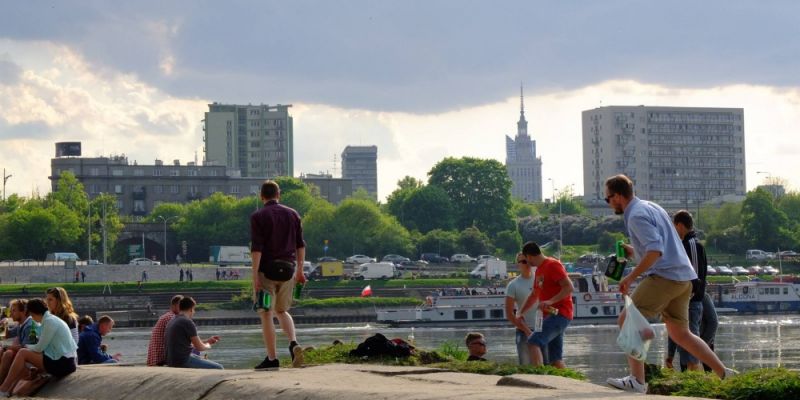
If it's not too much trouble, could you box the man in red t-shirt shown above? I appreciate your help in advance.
[518,241,574,368]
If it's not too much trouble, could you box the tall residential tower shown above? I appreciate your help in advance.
[505,87,543,202]
[341,145,378,200]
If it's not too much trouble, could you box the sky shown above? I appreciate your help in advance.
[1,1,799,201]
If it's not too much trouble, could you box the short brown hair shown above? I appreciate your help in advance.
[605,174,634,199]
[98,315,114,325]
[522,242,541,256]
[170,295,184,306]
[10,299,27,313]
[673,210,694,230]
[179,296,197,311]
[464,332,485,346]
[260,180,280,199]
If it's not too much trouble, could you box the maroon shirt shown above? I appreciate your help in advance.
[250,200,306,264]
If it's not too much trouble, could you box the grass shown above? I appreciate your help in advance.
[647,367,800,399]
[282,342,585,380]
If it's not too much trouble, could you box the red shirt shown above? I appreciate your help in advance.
[534,258,574,320]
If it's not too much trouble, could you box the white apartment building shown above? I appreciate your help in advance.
[583,106,746,209]
[204,103,294,178]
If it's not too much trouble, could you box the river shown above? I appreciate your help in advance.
[102,313,800,384]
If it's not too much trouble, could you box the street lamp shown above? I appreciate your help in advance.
[548,178,562,260]
[2,168,11,201]
[157,215,179,265]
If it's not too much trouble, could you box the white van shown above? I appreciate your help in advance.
[353,262,397,280]
[470,259,508,279]
[746,249,770,261]
[45,252,79,262]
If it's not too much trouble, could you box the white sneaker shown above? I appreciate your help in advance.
[723,367,739,379]
[607,375,647,394]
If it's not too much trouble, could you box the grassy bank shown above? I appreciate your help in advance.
[648,367,800,399]
[287,342,585,380]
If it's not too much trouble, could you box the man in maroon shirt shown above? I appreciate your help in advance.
[250,180,307,370]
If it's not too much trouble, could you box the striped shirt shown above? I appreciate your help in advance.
[146,312,177,366]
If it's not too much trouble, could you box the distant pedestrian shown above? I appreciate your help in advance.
[188,269,193,282]
[216,269,220,281]
[179,269,184,282]
[81,271,86,283]
[74,270,80,283]
[142,270,148,282]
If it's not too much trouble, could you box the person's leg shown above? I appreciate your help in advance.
[0,349,43,393]
[548,330,567,369]
[182,355,223,369]
[0,349,16,383]
[527,315,567,368]
[666,321,724,377]
[515,329,532,365]
[665,336,677,369]
[678,300,704,371]
[259,310,278,360]
[700,292,719,348]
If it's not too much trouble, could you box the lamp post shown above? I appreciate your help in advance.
[157,215,179,265]
[548,178,562,260]
[2,168,11,201]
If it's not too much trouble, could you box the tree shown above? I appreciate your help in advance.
[493,229,522,258]
[458,227,494,256]
[428,157,514,235]
[49,171,89,216]
[396,176,423,191]
[174,193,250,262]
[547,187,587,216]
[511,198,541,219]
[274,176,322,216]
[385,176,423,223]
[400,185,455,233]
[741,188,795,250]
[90,193,124,262]
[417,229,459,257]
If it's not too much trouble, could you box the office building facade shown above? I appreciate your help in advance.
[341,145,378,199]
[204,103,294,178]
[582,106,746,210]
[505,88,543,202]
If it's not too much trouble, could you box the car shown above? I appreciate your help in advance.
[763,266,779,275]
[450,254,476,263]
[87,259,103,265]
[732,266,748,275]
[129,258,161,266]
[717,266,733,276]
[420,253,448,264]
[15,259,36,264]
[382,254,411,264]
[746,249,770,261]
[748,266,763,275]
[317,256,339,263]
[476,255,499,262]
[302,261,315,276]
[706,266,717,275]
[345,254,376,265]
[778,250,799,260]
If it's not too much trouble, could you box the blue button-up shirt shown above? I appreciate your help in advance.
[624,197,697,282]
[27,311,78,360]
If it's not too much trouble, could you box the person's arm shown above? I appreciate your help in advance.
[619,251,661,294]
[505,296,531,335]
[619,214,665,294]
[518,286,538,317]
[190,335,219,351]
[250,213,265,292]
[26,319,53,354]
[84,333,112,363]
[295,246,307,284]
[251,251,263,291]
[541,277,574,308]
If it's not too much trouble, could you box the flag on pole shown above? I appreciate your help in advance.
[361,285,373,297]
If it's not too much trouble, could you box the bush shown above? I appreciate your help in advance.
[648,367,800,399]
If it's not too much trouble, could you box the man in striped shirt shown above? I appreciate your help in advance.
[146,295,183,366]
[666,210,719,371]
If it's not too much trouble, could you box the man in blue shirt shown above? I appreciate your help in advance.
[77,315,121,364]
[603,174,735,394]
[0,299,35,382]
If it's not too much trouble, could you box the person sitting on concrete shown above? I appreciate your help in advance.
[165,297,222,369]
[78,315,93,334]
[0,299,36,383]
[146,295,183,366]
[465,332,487,361]
[78,315,121,364]
[0,299,77,396]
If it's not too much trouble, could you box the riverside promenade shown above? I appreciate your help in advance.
[34,364,704,400]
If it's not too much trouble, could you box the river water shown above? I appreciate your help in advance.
[103,314,800,384]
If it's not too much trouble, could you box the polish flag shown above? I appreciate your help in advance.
[361,285,373,297]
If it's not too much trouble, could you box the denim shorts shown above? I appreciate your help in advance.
[527,314,570,362]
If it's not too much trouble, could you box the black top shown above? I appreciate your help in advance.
[250,200,305,264]
[682,231,708,302]
[466,355,487,361]
[165,315,197,367]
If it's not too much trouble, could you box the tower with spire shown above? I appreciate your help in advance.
[505,85,543,202]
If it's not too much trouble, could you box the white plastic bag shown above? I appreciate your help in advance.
[616,295,655,361]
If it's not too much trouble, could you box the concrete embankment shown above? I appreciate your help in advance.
[36,364,703,400]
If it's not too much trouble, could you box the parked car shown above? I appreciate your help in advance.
[476,255,499,262]
[382,254,411,264]
[129,258,161,266]
[763,266,779,275]
[87,259,103,265]
[747,266,763,275]
[717,266,733,276]
[746,249,770,261]
[732,266,748,275]
[317,256,339,263]
[450,254,476,263]
[706,266,717,275]
[345,255,376,265]
[778,250,799,259]
[420,253,448,264]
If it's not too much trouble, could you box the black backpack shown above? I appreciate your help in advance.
[349,333,413,358]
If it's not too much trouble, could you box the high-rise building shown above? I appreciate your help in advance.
[582,106,746,210]
[204,103,293,178]
[505,87,543,202]
[341,145,378,199]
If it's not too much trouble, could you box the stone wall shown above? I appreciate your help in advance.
[0,264,251,284]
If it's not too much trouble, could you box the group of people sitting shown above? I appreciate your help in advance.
[0,287,122,395]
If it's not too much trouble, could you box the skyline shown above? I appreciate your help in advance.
[2,2,799,201]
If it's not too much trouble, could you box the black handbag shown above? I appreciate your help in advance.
[260,259,296,282]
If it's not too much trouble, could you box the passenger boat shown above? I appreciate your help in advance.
[376,272,626,327]
[716,279,800,313]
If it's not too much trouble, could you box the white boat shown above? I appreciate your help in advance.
[716,279,800,313]
[376,272,626,327]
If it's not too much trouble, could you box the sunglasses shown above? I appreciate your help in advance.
[469,341,486,347]
[517,259,527,264]
[604,193,616,204]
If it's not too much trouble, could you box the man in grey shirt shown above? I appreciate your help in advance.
[505,253,538,365]
[165,297,222,369]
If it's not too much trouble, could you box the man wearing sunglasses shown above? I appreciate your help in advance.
[464,332,487,361]
[603,174,735,394]
[505,253,537,365]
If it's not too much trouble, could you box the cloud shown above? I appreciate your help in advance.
[0,53,22,85]
[1,2,799,113]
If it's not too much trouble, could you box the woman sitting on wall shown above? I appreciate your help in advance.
[45,287,79,344]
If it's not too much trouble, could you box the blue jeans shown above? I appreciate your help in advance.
[669,293,718,367]
[180,355,224,369]
[515,329,532,365]
[527,315,570,363]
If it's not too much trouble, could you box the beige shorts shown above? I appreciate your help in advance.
[630,275,692,328]
[257,272,295,313]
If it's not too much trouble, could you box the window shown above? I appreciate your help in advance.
[90,167,99,176]
[250,185,259,194]
[230,185,240,194]
[111,169,123,176]
[88,184,99,194]
[170,169,180,177]
[153,169,162,177]
[209,186,217,194]
[471,310,486,319]
[116,200,124,210]
[454,310,468,320]
[133,169,144,176]
[154,185,163,194]
[170,185,180,194]
[490,309,504,319]
[114,185,123,194]
[189,185,198,194]
[133,200,145,213]
[189,169,198,176]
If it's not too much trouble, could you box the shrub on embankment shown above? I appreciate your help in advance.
[648,367,800,399]
[292,342,585,381]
